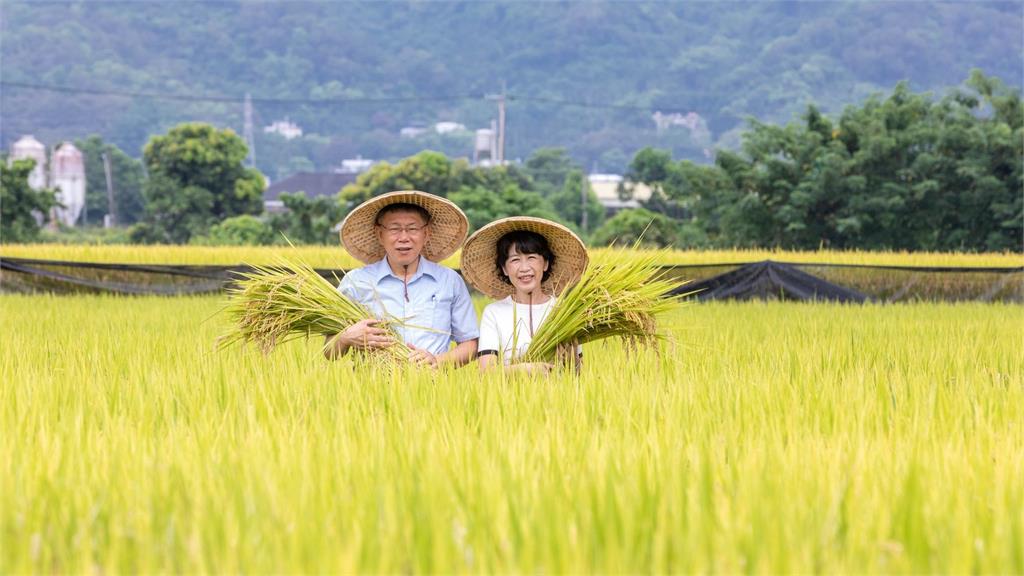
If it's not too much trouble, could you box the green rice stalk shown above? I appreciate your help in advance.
[521,243,691,363]
[217,254,409,363]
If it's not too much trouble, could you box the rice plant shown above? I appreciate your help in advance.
[522,246,686,362]
[1,294,1022,573]
[218,255,408,361]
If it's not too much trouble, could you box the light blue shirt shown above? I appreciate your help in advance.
[337,256,479,356]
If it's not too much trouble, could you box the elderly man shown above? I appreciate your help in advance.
[325,190,478,368]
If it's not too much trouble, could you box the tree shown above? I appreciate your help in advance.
[589,208,680,248]
[75,135,146,225]
[194,215,274,246]
[0,158,58,242]
[137,123,264,243]
[267,192,346,245]
[339,151,461,208]
[549,170,605,234]
[449,184,564,234]
[524,148,576,196]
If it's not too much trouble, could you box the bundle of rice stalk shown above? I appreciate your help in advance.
[519,245,688,363]
[217,255,408,362]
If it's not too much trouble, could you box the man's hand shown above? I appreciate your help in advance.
[325,319,395,359]
[341,319,395,350]
[407,344,439,369]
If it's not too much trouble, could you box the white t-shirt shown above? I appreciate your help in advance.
[478,296,558,365]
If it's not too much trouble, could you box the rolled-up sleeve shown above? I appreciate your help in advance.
[449,275,480,343]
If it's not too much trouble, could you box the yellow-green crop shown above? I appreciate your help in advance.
[3,242,1022,268]
[1,295,1021,573]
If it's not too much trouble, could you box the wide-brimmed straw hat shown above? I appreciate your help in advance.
[340,190,469,264]
[460,216,589,299]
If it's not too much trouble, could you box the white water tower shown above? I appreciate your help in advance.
[51,142,86,227]
[10,135,48,190]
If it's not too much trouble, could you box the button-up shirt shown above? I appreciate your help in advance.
[337,256,479,356]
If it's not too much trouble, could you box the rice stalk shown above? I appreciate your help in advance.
[521,243,692,363]
[217,254,409,363]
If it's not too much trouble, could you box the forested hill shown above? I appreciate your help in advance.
[2,1,1020,177]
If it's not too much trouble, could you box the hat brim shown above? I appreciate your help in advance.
[340,190,469,264]
[460,217,589,299]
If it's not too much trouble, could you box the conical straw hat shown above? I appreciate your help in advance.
[340,190,468,264]
[460,217,589,299]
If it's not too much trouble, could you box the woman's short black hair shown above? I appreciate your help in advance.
[374,203,432,226]
[495,230,555,285]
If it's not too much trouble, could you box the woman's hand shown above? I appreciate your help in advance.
[407,344,439,369]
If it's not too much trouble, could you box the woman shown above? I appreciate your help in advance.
[460,217,589,373]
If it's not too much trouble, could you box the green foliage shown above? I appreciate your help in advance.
[548,170,605,234]
[136,123,264,243]
[0,159,58,243]
[626,72,1023,252]
[75,135,146,225]
[590,208,680,248]
[524,148,576,196]
[266,192,346,245]
[449,185,564,234]
[4,2,1019,176]
[194,215,275,246]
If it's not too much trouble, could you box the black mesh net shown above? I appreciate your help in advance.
[2,256,1021,302]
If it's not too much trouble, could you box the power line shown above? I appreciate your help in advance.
[0,81,692,113]
[0,81,481,105]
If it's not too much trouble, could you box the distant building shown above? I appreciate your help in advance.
[400,126,428,139]
[434,121,467,134]
[263,171,357,213]
[264,119,303,140]
[51,142,86,227]
[336,156,375,174]
[10,135,48,190]
[587,174,653,215]
[473,128,497,166]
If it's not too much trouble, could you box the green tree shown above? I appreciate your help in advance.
[194,215,274,246]
[340,151,461,208]
[0,158,59,242]
[549,170,605,234]
[524,148,576,196]
[267,192,346,245]
[449,184,564,234]
[75,135,146,225]
[590,208,680,248]
[137,123,264,243]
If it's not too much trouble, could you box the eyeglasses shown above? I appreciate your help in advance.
[379,224,427,237]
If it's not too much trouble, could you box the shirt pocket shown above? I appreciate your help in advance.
[430,293,453,336]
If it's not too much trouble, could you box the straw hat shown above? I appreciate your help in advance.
[340,190,469,264]
[460,217,589,299]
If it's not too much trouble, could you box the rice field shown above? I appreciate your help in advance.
[3,242,1022,268]
[2,294,1022,573]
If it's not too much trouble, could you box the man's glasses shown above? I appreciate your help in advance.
[379,224,427,237]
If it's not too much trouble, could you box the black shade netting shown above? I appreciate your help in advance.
[1,256,1021,303]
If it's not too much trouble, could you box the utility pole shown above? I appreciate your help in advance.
[486,82,506,164]
[580,173,589,234]
[102,152,116,228]
[243,92,256,168]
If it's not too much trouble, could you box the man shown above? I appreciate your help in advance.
[325,190,478,368]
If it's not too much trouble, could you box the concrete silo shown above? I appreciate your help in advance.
[10,135,48,190]
[51,142,86,227]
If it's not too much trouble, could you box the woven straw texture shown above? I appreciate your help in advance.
[340,191,469,264]
[460,217,589,299]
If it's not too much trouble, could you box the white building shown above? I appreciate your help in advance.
[587,174,653,214]
[473,128,497,166]
[10,135,48,190]
[434,121,467,134]
[336,156,375,174]
[264,119,303,140]
[51,142,86,227]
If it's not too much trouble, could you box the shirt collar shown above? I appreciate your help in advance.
[369,256,439,285]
